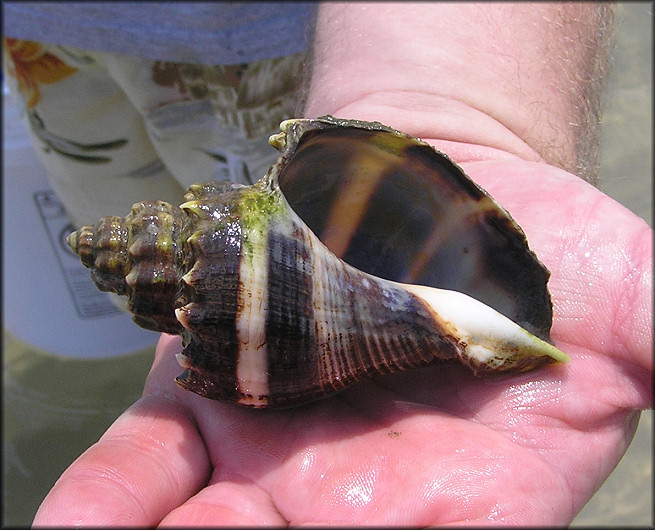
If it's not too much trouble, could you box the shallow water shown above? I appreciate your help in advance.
[3,3,652,526]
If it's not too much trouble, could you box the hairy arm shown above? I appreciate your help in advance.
[304,2,612,182]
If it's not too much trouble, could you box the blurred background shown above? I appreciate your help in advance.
[2,2,652,526]
[571,2,652,525]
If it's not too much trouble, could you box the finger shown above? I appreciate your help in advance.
[33,394,211,526]
[159,480,287,526]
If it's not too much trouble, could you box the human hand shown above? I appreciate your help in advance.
[32,155,652,526]
[32,3,653,526]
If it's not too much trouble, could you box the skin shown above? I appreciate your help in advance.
[33,3,652,526]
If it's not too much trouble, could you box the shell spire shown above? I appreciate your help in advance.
[67,116,569,408]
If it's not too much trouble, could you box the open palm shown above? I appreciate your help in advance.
[33,160,652,526]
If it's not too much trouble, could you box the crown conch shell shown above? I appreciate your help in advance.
[67,116,569,408]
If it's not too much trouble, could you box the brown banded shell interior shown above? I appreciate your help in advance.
[277,125,553,341]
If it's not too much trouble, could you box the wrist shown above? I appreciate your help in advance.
[303,3,611,178]
[304,90,542,166]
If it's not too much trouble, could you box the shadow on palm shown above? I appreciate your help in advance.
[146,333,571,494]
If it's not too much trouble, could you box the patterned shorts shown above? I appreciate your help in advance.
[3,38,306,225]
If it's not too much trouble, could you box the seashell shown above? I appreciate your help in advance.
[67,116,569,408]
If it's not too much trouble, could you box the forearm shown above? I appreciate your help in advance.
[303,2,613,182]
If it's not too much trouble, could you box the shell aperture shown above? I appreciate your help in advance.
[67,116,568,408]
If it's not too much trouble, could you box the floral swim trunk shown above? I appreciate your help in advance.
[3,38,306,225]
